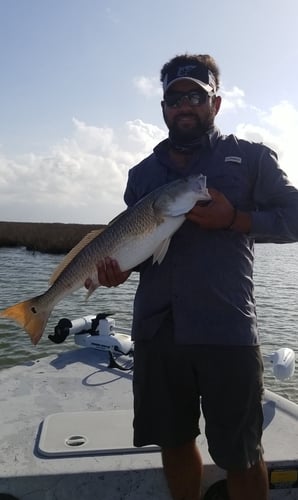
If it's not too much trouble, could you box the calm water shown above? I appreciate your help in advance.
[0,245,297,403]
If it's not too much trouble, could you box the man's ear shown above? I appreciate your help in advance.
[213,95,221,115]
[161,100,167,122]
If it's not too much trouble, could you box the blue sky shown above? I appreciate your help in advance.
[0,0,297,223]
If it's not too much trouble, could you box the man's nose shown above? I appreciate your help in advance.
[177,95,194,107]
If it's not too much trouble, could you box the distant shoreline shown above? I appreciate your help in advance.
[0,221,106,254]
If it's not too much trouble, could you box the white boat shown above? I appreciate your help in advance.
[0,314,297,500]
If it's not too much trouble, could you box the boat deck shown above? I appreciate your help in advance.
[0,347,297,499]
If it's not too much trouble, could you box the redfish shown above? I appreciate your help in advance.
[0,175,210,345]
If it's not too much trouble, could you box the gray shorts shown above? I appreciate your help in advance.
[132,315,264,470]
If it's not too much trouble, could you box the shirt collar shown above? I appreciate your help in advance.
[204,126,221,148]
[154,126,220,156]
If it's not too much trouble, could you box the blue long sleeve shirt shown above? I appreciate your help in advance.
[124,127,298,345]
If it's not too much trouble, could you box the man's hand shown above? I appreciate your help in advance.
[85,257,131,289]
[186,188,235,229]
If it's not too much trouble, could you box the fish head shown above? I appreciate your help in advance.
[154,174,211,217]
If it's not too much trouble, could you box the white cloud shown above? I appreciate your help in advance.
[0,119,166,224]
[220,86,246,111]
[126,119,166,150]
[233,101,298,187]
[133,76,162,98]
[1,97,297,226]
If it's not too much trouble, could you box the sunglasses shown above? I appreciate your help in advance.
[164,91,211,108]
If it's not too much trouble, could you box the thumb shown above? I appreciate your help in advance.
[207,187,222,201]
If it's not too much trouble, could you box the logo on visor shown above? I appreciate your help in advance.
[176,65,197,77]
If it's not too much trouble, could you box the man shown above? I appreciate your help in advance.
[90,54,298,500]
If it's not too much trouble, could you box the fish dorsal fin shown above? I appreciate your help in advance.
[49,229,105,285]
[152,237,171,265]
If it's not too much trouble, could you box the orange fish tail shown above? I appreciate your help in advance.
[0,298,51,345]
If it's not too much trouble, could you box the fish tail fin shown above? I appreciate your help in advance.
[0,298,51,345]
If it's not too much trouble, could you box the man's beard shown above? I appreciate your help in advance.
[165,113,214,153]
[168,113,213,143]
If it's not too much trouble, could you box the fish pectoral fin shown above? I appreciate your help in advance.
[85,279,100,301]
[153,193,193,217]
[152,237,171,265]
[162,203,191,216]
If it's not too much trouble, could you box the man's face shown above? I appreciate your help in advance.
[161,80,221,141]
